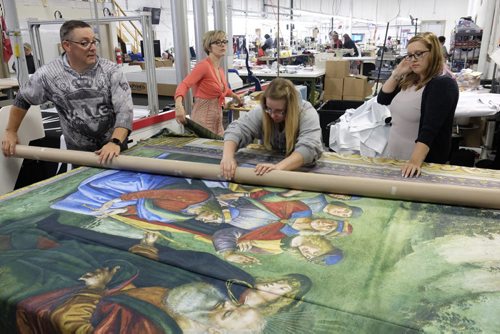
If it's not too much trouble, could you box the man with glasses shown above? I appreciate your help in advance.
[2,20,133,164]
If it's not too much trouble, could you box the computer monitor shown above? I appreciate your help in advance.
[142,7,161,25]
[352,33,364,43]
[189,46,196,60]
[140,40,161,58]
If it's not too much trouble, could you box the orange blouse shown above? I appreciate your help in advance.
[174,58,233,106]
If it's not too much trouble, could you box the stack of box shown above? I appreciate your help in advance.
[323,60,372,101]
[343,75,372,101]
[323,60,349,100]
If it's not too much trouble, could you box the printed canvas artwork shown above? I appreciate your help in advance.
[1,137,500,333]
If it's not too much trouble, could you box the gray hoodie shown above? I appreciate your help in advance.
[224,100,323,164]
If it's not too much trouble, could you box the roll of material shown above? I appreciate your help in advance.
[13,144,500,209]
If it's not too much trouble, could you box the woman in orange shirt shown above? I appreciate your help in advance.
[175,30,242,136]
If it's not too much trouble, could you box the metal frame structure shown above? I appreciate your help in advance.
[3,0,29,85]
[27,14,159,115]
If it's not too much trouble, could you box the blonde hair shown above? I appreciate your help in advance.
[202,30,226,55]
[260,78,300,156]
[299,235,335,253]
[400,32,444,90]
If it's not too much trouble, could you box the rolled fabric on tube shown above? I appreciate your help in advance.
[12,144,500,209]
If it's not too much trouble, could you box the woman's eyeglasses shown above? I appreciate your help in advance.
[403,50,429,61]
[66,38,100,49]
[211,39,229,46]
[265,108,286,116]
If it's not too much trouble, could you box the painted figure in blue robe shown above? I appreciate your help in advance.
[51,170,230,237]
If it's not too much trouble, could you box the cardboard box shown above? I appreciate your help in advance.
[342,75,372,101]
[158,83,177,96]
[154,58,174,67]
[460,118,485,148]
[325,60,350,78]
[128,81,148,94]
[133,59,174,70]
[128,81,177,96]
[323,77,344,100]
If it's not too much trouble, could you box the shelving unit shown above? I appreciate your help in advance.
[449,17,483,72]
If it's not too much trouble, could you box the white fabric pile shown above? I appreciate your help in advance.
[329,97,391,157]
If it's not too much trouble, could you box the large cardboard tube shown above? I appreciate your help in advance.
[13,145,500,209]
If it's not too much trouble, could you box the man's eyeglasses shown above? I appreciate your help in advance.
[265,108,286,116]
[403,50,430,61]
[66,38,100,49]
[211,39,229,47]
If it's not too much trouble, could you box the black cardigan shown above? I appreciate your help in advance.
[377,76,459,163]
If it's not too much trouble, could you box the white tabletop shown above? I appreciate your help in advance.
[0,78,19,89]
[41,106,153,121]
[120,64,143,73]
[343,56,377,62]
[238,68,325,78]
[125,66,244,90]
[125,67,178,85]
[455,91,500,118]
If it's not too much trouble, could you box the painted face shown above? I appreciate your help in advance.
[310,219,338,232]
[324,204,353,218]
[328,193,351,200]
[79,266,115,288]
[196,211,222,224]
[405,40,430,76]
[254,280,293,296]
[143,232,158,245]
[265,98,287,124]
[298,244,323,260]
[63,27,98,70]
[209,300,263,332]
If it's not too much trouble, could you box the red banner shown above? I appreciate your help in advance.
[2,16,12,62]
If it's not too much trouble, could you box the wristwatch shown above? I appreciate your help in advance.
[110,138,122,146]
